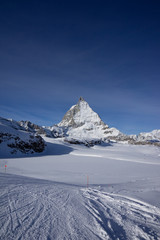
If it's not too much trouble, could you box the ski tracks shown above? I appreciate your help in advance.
[0,174,160,240]
[0,177,99,240]
[82,188,160,240]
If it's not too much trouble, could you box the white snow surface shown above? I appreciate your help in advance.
[0,137,160,239]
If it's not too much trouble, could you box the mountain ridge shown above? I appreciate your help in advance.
[0,97,160,155]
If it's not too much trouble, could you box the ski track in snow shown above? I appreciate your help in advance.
[83,189,160,240]
[0,173,160,240]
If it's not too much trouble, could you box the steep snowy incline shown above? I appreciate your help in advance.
[54,97,122,144]
[58,97,107,128]
[0,173,160,240]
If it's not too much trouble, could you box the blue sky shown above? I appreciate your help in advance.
[0,0,160,134]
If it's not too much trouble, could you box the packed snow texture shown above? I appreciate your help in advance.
[0,173,160,240]
[0,137,160,239]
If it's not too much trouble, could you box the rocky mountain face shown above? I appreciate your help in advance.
[18,120,51,136]
[0,117,46,156]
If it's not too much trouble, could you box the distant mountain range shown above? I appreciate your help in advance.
[0,97,160,155]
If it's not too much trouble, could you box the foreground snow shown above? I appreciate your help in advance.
[0,138,160,239]
[0,173,160,240]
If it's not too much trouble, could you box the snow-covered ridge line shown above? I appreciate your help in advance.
[0,97,160,151]
[137,129,160,142]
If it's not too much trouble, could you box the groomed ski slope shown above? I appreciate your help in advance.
[0,173,160,240]
[0,137,160,239]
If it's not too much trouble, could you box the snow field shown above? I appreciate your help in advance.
[0,173,160,240]
[0,137,160,239]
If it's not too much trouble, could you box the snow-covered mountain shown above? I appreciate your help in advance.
[137,129,160,142]
[58,97,107,128]
[50,97,123,145]
[0,97,160,152]
[0,117,45,157]
[44,97,160,146]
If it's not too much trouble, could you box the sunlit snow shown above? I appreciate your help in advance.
[0,137,160,239]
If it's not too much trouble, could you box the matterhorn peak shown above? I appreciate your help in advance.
[55,97,122,144]
[78,96,85,102]
[58,97,106,128]
[77,97,89,108]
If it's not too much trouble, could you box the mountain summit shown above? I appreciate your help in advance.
[55,97,122,145]
[58,97,107,128]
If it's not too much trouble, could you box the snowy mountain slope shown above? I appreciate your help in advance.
[124,130,160,147]
[0,117,46,157]
[52,97,124,145]
[137,129,160,142]
[58,97,107,128]
[0,173,160,240]
[18,120,48,135]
